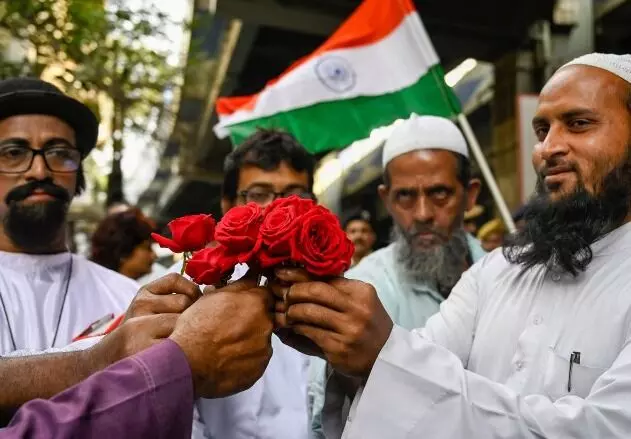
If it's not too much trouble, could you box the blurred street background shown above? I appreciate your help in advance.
[1,0,628,266]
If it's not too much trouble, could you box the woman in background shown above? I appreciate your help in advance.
[91,208,157,280]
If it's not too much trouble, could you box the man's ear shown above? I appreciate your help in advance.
[220,197,233,215]
[465,178,481,211]
[378,184,388,205]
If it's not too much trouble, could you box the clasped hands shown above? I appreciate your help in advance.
[269,268,393,377]
[95,269,393,401]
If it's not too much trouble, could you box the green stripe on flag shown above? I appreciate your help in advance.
[226,65,461,154]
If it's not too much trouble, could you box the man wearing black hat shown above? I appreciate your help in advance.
[0,78,138,354]
[0,78,138,355]
[0,79,215,428]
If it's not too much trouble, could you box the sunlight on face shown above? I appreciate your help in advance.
[532,65,631,202]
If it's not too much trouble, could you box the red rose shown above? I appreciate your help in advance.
[215,203,264,263]
[258,196,316,268]
[292,205,354,277]
[185,245,239,285]
[152,214,216,253]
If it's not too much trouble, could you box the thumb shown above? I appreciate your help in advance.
[214,278,258,293]
[274,267,312,284]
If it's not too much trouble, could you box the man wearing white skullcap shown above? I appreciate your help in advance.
[286,53,631,439]
[381,114,470,167]
[308,113,485,437]
[348,113,485,325]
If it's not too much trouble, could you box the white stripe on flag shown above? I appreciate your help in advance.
[215,13,439,133]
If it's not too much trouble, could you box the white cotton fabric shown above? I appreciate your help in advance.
[0,251,138,355]
[382,114,469,169]
[560,52,631,84]
[321,221,631,438]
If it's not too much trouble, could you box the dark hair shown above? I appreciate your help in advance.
[76,164,86,195]
[383,151,471,188]
[222,128,316,201]
[90,208,156,272]
[503,149,631,276]
[342,210,374,230]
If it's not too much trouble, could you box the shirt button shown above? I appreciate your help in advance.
[551,273,561,281]
[516,361,524,371]
[533,316,543,325]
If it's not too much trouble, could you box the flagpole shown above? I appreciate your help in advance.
[456,114,516,233]
[394,0,518,233]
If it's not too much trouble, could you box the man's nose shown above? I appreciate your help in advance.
[413,196,434,224]
[538,125,570,164]
[22,154,51,181]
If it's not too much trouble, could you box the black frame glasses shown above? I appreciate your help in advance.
[0,145,82,174]
[238,188,316,205]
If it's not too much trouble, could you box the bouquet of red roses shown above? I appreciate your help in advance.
[173,196,354,286]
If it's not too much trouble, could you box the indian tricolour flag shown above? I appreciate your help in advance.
[214,0,461,154]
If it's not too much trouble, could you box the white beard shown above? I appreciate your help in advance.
[392,225,470,293]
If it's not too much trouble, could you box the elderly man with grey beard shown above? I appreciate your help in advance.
[308,114,486,437]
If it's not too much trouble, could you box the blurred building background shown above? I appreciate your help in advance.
[2,0,630,251]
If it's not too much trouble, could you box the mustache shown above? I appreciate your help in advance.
[404,223,449,241]
[537,159,578,179]
[5,180,70,205]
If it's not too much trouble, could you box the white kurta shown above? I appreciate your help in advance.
[167,261,311,439]
[329,221,631,438]
[0,251,139,355]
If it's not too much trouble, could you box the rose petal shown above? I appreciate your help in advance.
[293,206,354,277]
[185,245,239,286]
[215,203,263,255]
[151,233,184,253]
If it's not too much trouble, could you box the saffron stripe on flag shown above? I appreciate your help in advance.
[216,14,439,132]
[225,64,460,154]
[216,0,417,119]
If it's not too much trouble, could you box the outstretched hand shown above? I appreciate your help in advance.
[169,279,275,398]
[125,273,202,320]
[92,274,201,367]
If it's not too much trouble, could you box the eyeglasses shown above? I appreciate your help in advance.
[238,188,315,205]
[0,145,81,174]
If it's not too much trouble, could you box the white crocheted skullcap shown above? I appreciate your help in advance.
[382,114,468,169]
[559,53,631,84]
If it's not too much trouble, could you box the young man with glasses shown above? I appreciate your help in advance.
[190,128,316,439]
[220,128,315,212]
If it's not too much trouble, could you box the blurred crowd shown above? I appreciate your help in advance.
[3,51,631,439]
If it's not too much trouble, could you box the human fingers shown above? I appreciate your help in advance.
[285,302,348,332]
[285,282,348,313]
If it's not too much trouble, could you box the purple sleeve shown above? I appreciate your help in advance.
[1,340,194,439]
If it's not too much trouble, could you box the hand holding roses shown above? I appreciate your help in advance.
[274,270,394,378]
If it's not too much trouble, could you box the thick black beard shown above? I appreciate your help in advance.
[503,156,631,276]
[4,201,68,252]
[3,179,70,253]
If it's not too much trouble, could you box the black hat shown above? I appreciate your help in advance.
[342,209,374,229]
[0,77,99,157]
